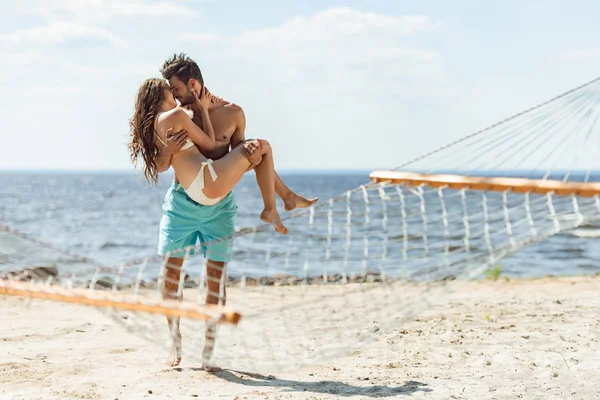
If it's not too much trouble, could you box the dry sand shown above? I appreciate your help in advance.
[1,276,599,400]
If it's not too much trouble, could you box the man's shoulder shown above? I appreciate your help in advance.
[213,102,245,123]
[219,102,244,115]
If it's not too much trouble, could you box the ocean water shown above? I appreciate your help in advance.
[1,171,599,280]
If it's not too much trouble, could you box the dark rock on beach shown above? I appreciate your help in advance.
[0,265,59,283]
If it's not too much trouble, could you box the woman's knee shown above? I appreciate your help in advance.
[258,139,272,154]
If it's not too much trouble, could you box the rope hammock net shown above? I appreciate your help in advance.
[2,76,600,371]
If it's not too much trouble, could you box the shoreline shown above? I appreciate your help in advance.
[3,264,600,291]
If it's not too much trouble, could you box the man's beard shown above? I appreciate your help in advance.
[179,91,195,107]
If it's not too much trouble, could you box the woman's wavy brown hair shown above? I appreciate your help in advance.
[128,78,168,185]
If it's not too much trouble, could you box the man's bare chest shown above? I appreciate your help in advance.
[192,107,236,159]
[193,109,235,142]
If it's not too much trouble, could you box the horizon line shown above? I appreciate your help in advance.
[3,168,600,177]
[0,168,379,174]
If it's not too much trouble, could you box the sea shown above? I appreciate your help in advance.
[1,171,599,280]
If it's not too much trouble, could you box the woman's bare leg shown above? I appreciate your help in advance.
[203,147,253,199]
[242,140,317,211]
[204,142,288,234]
[162,257,184,367]
[254,140,288,234]
[273,172,319,211]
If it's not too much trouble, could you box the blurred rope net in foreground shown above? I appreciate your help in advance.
[3,76,600,372]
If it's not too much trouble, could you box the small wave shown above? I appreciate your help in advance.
[577,263,600,271]
[560,246,585,254]
[578,222,600,229]
[99,242,149,250]
[569,229,600,238]
[235,210,260,219]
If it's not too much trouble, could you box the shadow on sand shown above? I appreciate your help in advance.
[174,367,432,397]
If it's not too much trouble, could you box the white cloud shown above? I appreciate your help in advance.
[1,0,198,49]
[179,7,444,90]
[1,50,157,86]
[560,48,600,61]
[172,7,449,171]
[183,6,437,45]
[14,0,198,22]
[0,6,450,171]
[19,83,111,96]
[179,32,222,44]
[0,22,126,47]
[2,51,53,65]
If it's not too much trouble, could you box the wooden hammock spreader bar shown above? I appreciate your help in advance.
[0,280,241,325]
[370,170,600,197]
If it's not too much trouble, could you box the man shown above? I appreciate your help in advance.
[155,53,317,371]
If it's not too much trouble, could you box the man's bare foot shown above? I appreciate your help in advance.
[202,340,221,372]
[260,208,288,234]
[283,193,318,212]
[202,362,222,373]
[166,331,182,367]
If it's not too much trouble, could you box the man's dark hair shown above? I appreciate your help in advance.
[160,53,204,84]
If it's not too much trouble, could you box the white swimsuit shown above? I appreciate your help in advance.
[181,159,222,206]
[154,125,222,206]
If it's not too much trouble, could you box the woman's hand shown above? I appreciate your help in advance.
[193,86,212,110]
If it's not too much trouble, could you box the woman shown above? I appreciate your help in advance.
[128,78,288,234]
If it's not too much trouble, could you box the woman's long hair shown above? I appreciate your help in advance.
[128,78,168,185]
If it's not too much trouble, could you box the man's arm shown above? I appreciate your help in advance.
[229,106,260,169]
[230,105,247,150]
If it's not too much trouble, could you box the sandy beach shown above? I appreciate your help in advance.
[1,275,599,400]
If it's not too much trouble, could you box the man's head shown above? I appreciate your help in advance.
[160,53,204,106]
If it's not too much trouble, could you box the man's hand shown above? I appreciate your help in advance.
[156,128,189,173]
[163,128,189,155]
[241,139,262,167]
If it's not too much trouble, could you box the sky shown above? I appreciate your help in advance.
[0,0,599,172]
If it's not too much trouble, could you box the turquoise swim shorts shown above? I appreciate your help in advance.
[157,183,237,261]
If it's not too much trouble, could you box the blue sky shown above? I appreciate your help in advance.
[0,0,598,172]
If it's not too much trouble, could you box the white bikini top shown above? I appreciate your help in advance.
[154,109,195,152]
[154,131,195,152]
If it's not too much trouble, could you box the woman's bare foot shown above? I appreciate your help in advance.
[283,193,318,211]
[166,331,182,367]
[260,208,288,234]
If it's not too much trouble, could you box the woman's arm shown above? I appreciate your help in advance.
[194,105,216,149]
[157,88,216,150]
[166,108,215,150]
[190,86,216,149]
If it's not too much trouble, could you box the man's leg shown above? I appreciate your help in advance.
[202,258,226,372]
[198,191,238,372]
[157,183,203,367]
[161,256,184,367]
